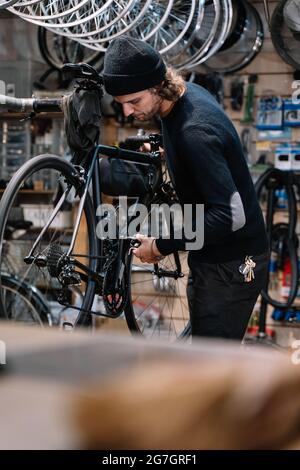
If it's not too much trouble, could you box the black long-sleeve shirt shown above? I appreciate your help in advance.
[156,82,268,263]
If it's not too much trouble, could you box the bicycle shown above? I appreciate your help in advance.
[0,62,191,340]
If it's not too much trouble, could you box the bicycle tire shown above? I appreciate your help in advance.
[0,154,98,327]
[203,0,264,75]
[255,167,299,309]
[270,0,300,70]
[0,273,50,325]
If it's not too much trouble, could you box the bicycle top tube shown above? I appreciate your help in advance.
[97,145,161,166]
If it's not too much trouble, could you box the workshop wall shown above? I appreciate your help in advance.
[224,0,297,164]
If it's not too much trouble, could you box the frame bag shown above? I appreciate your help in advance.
[99,157,159,197]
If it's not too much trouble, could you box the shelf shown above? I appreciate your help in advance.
[267,321,300,329]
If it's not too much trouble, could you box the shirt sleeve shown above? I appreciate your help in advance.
[156,124,246,256]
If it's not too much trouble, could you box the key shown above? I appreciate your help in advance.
[239,256,256,283]
[245,256,256,283]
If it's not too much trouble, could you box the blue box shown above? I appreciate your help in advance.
[256,96,283,130]
[283,99,300,127]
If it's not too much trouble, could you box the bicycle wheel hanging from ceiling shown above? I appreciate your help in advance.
[136,0,200,55]
[50,0,136,37]
[24,0,200,56]
[270,0,300,70]
[73,1,155,48]
[9,0,120,53]
[162,0,206,65]
[9,0,135,53]
[6,0,217,60]
[29,0,150,49]
[6,0,258,69]
[77,0,173,44]
[178,0,233,70]
[202,0,264,74]
[169,0,222,69]
[63,0,141,40]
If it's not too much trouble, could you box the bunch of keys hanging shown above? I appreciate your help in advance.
[239,256,256,283]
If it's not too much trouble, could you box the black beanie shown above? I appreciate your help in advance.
[103,36,167,96]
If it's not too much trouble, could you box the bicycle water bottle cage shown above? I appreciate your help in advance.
[62,63,103,88]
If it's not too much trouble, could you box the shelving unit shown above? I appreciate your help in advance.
[0,109,65,189]
[0,119,30,182]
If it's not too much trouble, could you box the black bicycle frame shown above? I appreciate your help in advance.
[21,141,184,319]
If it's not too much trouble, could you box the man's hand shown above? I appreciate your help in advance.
[131,234,164,264]
[139,143,165,158]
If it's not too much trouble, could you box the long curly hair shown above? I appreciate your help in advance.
[150,67,186,102]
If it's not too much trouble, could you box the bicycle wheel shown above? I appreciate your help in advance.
[0,273,50,325]
[186,0,232,69]
[170,0,220,69]
[203,0,264,74]
[76,0,152,47]
[0,154,98,327]
[125,251,191,340]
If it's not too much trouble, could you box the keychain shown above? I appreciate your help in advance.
[239,256,256,283]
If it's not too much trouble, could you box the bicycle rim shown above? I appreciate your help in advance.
[125,251,191,341]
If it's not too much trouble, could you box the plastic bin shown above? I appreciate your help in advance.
[20,204,72,229]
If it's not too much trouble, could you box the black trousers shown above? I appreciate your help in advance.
[186,252,270,340]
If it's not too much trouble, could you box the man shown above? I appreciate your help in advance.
[103,36,269,340]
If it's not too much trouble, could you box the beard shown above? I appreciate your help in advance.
[133,112,155,121]
[133,94,162,121]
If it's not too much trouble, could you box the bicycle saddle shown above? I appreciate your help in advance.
[62,63,103,85]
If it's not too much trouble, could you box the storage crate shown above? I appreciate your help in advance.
[20,204,72,229]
